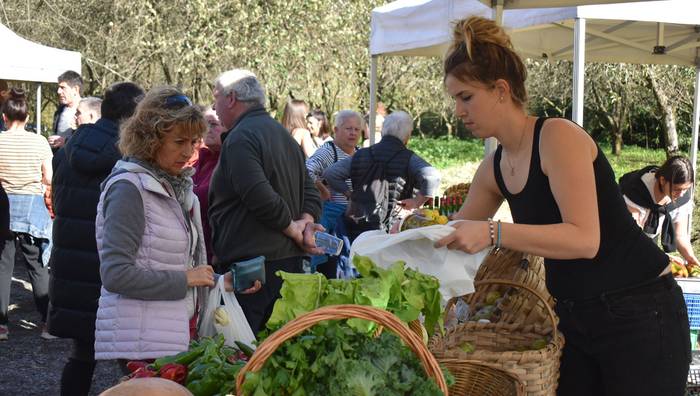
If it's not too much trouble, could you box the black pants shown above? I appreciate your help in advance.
[316,256,338,280]
[235,256,303,334]
[555,273,690,396]
[60,338,96,396]
[343,216,377,245]
[0,233,50,324]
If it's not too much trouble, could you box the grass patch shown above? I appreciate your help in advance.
[597,143,667,180]
[408,136,483,169]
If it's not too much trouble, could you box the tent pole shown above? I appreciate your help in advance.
[689,62,700,237]
[572,18,586,126]
[492,0,504,25]
[36,83,42,134]
[483,0,505,156]
[369,55,378,145]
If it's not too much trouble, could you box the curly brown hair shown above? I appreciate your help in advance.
[119,86,206,162]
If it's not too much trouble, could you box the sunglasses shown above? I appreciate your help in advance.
[165,94,193,109]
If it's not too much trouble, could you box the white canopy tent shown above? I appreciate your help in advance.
[0,22,81,133]
[368,0,700,170]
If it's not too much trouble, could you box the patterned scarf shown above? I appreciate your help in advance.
[128,157,194,213]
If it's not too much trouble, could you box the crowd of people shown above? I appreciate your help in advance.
[0,66,440,395]
[0,14,697,396]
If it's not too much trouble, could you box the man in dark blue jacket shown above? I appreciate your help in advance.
[47,82,143,396]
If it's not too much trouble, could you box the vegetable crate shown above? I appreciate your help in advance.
[687,367,700,396]
[684,293,700,330]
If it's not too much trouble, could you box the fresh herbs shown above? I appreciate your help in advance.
[242,321,452,396]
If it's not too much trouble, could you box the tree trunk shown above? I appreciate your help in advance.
[613,129,623,155]
[645,66,679,155]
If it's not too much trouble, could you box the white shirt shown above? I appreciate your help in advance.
[56,106,76,139]
[623,171,692,238]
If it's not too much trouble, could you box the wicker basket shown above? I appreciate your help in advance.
[447,248,556,330]
[235,304,449,395]
[440,358,525,396]
[431,279,564,396]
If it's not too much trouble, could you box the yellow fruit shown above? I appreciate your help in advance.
[530,338,547,350]
[423,211,435,220]
[459,342,475,353]
[436,215,448,225]
[214,307,230,326]
[485,291,501,305]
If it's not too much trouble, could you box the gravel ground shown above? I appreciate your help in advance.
[0,264,122,396]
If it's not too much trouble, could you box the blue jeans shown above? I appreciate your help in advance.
[555,273,690,395]
[310,202,346,275]
[7,194,52,266]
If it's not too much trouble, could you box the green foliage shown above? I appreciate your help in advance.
[2,1,696,151]
[409,137,484,168]
[242,322,448,396]
[267,256,443,336]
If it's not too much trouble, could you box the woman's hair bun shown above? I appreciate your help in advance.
[451,16,513,61]
[9,88,26,101]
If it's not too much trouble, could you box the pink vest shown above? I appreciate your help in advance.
[94,165,206,360]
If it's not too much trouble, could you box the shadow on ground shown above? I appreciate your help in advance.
[0,264,121,395]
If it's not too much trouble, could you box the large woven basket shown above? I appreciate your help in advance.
[235,304,449,395]
[440,358,525,396]
[447,248,555,330]
[431,279,564,396]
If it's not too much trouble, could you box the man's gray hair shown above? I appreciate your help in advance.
[381,110,413,141]
[214,69,266,107]
[80,96,102,117]
[334,110,363,128]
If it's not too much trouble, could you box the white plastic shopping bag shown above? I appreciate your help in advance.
[350,224,489,301]
[199,276,256,347]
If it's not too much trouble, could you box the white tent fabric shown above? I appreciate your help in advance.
[0,23,81,83]
[370,0,700,65]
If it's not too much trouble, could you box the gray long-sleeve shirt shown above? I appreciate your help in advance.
[99,180,188,300]
[322,153,441,197]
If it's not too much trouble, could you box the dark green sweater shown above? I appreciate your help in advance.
[208,106,321,264]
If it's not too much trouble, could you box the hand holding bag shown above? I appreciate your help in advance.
[200,276,256,347]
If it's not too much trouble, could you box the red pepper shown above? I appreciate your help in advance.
[125,361,149,374]
[159,363,187,385]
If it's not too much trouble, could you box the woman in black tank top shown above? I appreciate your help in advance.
[436,16,690,395]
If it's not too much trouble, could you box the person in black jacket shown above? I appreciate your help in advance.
[47,82,144,396]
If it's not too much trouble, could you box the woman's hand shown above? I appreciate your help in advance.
[186,265,215,287]
[434,220,491,254]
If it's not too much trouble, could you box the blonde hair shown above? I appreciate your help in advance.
[444,17,527,106]
[119,86,206,162]
[281,99,309,132]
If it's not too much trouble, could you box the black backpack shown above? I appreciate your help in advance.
[346,147,411,230]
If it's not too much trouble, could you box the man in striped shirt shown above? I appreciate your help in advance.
[305,110,362,278]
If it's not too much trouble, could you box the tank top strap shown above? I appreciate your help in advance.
[493,143,507,197]
[530,117,547,174]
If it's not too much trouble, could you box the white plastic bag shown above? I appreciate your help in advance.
[350,224,489,301]
[199,276,256,347]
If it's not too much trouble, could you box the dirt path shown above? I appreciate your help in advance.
[0,264,122,396]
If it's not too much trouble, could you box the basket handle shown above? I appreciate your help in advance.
[235,304,449,395]
[473,278,559,340]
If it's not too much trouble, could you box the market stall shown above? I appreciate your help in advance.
[0,22,81,133]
